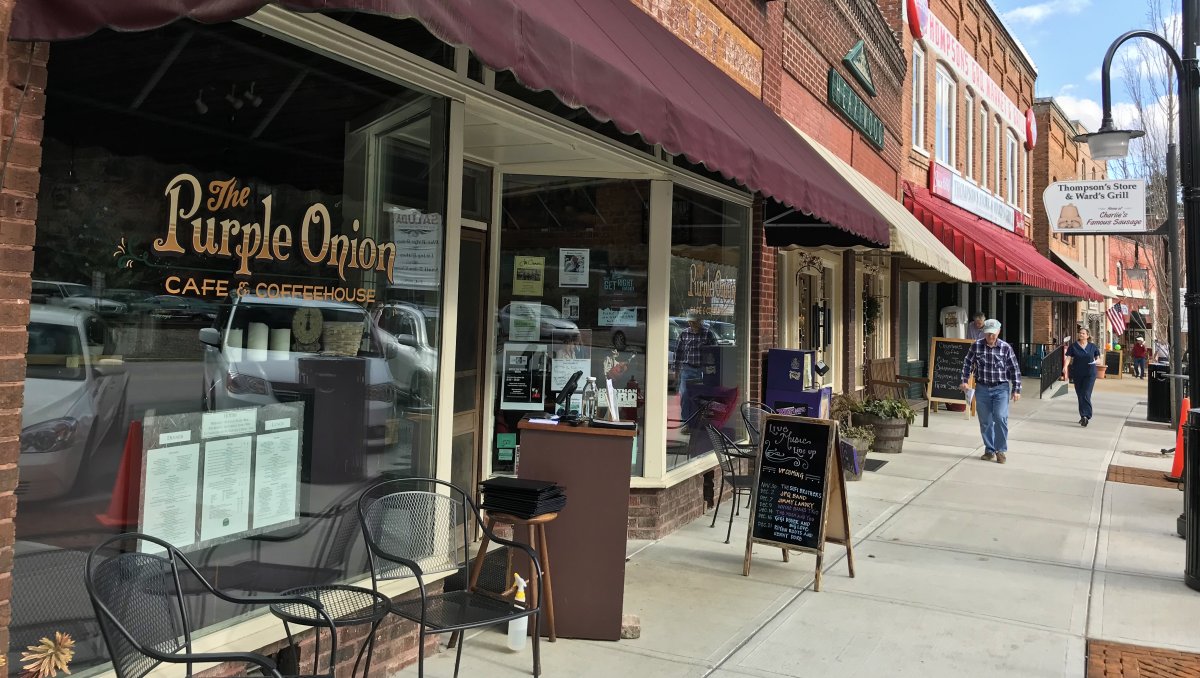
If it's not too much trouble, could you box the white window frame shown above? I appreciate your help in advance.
[934,66,956,166]
[980,106,988,186]
[964,91,974,179]
[912,45,926,150]
[994,118,1002,195]
[1021,146,1027,212]
[1006,130,1018,205]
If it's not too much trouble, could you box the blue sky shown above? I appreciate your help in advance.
[990,0,1166,131]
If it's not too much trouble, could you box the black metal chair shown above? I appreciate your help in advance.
[85,533,337,678]
[740,401,776,449]
[358,478,542,678]
[707,425,757,544]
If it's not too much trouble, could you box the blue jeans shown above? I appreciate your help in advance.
[1072,370,1096,419]
[975,382,1011,454]
[1133,357,1147,378]
[678,365,704,425]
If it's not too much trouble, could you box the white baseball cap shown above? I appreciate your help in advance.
[982,319,1001,334]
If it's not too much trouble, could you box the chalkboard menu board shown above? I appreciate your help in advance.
[749,416,834,552]
[927,338,975,404]
[1105,350,1123,379]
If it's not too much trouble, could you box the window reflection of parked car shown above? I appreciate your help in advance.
[710,320,736,346]
[132,295,218,322]
[198,296,404,450]
[32,280,127,318]
[497,303,579,342]
[20,306,128,501]
[103,288,150,307]
[372,303,438,407]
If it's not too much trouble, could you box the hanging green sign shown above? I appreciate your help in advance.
[827,69,885,149]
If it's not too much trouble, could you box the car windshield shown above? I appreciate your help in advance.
[713,323,736,340]
[60,284,90,298]
[26,322,85,380]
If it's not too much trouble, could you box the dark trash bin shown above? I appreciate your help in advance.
[1147,362,1172,423]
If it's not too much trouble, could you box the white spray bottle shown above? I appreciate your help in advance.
[507,573,529,651]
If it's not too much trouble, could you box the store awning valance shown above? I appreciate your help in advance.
[1051,251,1110,299]
[13,0,890,246]
[786,124,971,282]
[903,182,1103,301]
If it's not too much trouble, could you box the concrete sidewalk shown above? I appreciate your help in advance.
[397,377,1199,677]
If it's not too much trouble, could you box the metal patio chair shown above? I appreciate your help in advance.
[358,478,542,678]
[740,401,776,449]
[85,532,336,678]
[707,425,757,544]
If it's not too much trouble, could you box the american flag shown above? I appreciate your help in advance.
[1106,304,1127,335]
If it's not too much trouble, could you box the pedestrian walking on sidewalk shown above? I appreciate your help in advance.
[1131,336,1148,378]
[960,319,1021,464]
[1063,327,1102,427]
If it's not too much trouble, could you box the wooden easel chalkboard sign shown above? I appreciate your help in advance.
[927,338,976,417]
[742,414,854,590]
[1105,350,1123,379]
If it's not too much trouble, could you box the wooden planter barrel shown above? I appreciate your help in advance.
[851,413,906,454]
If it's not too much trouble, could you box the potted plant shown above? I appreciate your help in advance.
[850,397,917,454]
[838,424,875,481]
[831,394,872,480]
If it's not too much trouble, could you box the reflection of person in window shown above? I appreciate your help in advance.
[555,333,581,359]
[674,311,717,433]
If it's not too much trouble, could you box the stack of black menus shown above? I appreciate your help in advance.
[480,477,567,519]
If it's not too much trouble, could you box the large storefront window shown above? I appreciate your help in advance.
[14,22,447,673]
[667,187,749,470]
[493,177,650,477]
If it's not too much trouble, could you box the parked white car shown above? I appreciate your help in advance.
[20,306,128,501]
[372,302,438,407]
[32,280,127,318]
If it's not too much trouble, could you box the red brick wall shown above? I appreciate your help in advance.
[628,465,721,540]
[0,2,44,654]
[750,196,776,403]
[780,0,906,194]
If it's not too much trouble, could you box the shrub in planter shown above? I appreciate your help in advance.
[850,397,916,454]
[839,424,874,481]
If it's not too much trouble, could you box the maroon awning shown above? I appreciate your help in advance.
[12,0,890,246]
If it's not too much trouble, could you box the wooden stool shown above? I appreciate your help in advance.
[468,511,558,642]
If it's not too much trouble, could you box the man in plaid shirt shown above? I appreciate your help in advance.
[675,311,717,431]
[959,318,1021,464]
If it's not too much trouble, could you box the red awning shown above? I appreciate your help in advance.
[12,0,890,246]
[903,182,1103,300]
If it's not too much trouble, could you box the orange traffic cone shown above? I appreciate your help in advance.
[1168,397,1190,482]
[96,420,144,527]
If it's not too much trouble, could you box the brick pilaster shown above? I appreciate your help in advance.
[0,9,45,658]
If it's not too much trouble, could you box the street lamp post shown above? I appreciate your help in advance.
[1075,0,1200,591]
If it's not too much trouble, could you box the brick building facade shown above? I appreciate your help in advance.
[1030,97,1111,346]
[0,0,935,674]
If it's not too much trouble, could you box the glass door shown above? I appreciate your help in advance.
[451,229,489,499]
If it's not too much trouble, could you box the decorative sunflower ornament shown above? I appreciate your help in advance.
[21,632,75,678]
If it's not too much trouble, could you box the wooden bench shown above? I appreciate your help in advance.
[864,357,930,432]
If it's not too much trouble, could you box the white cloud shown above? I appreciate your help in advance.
[1054,95,1103,132]
[1087,67,1102,82]
[1003,0,1091,24]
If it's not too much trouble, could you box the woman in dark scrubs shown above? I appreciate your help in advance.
[1063,327,1102,426]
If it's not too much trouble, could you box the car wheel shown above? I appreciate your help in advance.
[612,331,627,350]
[411,373,432,408]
